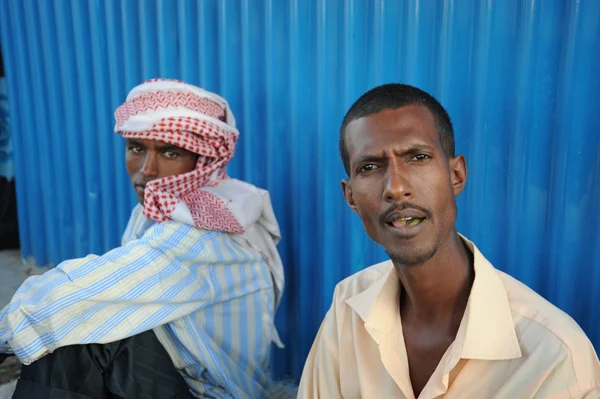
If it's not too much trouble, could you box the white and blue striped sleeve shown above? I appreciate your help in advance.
[0,221,219,365]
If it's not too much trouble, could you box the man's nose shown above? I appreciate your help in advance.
[382,160,414,202]
[140,153,159,178]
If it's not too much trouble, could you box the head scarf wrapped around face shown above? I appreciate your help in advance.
[114,78,244,234]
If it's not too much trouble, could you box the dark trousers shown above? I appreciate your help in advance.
[13,330,194,399]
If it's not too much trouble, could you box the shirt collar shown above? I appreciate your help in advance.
[345,264,398,340]
[345,235,522,361]
[455,237,521,360]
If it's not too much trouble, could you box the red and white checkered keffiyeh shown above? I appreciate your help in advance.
[114,79,244,233]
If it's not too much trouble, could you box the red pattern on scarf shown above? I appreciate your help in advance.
[116,80,243,234]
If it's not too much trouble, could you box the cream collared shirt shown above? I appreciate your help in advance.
[298,237,600,398]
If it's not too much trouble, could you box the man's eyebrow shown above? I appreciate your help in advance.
[157,144,182,151]
[354,144,435,165]
[401,144,435,155]
[354,153,386,165]
[125,139,184,152]
[125,138,144,147]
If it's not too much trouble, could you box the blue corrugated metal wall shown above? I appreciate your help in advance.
[1,0,599,379]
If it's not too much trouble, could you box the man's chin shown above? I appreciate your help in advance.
[385,244,438,267]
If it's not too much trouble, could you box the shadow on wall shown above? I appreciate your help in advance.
[0,44,19,251]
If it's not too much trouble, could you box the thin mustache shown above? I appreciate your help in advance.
[380,202,433,224]
[134,179,154,187]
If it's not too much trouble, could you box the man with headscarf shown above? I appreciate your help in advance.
[0,79,289,398]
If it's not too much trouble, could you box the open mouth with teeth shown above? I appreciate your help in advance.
[390,217,425,228]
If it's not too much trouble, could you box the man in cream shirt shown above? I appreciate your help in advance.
[298,84,600,398]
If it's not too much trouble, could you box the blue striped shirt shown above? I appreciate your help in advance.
[0,205,284,398]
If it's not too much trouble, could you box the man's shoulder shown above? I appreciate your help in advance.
[497,270,600,380]
[128,219,221,258]
[498,270,585,338]
[332,260,393,302]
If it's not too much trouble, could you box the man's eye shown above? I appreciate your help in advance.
[411,154,431,161]
[358,164,378,173]
[164,151,179,159]
[128,146,144,154]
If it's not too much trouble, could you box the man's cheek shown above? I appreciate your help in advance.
[354,198,378,228]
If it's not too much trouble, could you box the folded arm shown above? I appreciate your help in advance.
[0,222,215,364]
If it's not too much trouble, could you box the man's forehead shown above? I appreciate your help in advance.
[345,105,440,154]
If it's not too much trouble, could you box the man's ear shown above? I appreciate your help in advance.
[341,179,359,214]
[449,154,468,196]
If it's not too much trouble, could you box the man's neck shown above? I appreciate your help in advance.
[394,233,474,330]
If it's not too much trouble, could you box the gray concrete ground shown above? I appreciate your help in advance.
[0,249,46,398]
[0,381,16,398]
